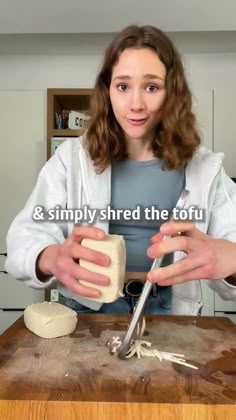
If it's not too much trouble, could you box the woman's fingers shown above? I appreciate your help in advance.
[147,235,197,259]
[147,222,216,286]
[56,258,110,298]
[148,265,211,286]
[70,263,110,287]
[51,225,113,298]
[147,252,204,284]
[160,220,195,236]
[46,226,113,297]
[71,243,110,267]
[150,232,164,244]
[58,272,102,298]
[70,225,105,242]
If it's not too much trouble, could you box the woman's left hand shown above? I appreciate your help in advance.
[147,220,236,285]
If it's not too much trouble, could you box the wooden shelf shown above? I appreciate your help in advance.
[50,128,84,137]
[47,88,93,160]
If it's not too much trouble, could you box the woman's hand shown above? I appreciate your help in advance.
[36,225,110,298]
[147,220,236,286]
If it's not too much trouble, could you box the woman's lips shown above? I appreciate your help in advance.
[127,118,147,126]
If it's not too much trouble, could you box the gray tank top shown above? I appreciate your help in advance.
[109,158,185,272]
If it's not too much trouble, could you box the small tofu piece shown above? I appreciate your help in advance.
[24,302,77,338]
[79,234,126,302]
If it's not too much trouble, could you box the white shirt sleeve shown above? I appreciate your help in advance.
[5,149,68,289]
[207,167,236,300]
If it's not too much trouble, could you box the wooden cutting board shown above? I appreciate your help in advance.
[0,314,236,420]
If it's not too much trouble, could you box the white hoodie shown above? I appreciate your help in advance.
[5,138,236,314]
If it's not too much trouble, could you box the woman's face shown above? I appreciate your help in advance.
[109,47,166,143]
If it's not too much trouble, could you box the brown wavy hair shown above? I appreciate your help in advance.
[85,25,201,173]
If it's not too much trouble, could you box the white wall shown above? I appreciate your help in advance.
[0,51,236,99]
[0,52,236,92]
[1,1,236,33]
[0,51,235,160]
[185,53,236,90]
[0,55,102,90]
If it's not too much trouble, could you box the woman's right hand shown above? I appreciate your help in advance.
[36,225,110,299]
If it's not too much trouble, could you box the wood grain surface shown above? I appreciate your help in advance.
[0,314,235,420]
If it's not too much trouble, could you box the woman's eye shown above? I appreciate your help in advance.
[117,84,127,92]
[146,85,159,92]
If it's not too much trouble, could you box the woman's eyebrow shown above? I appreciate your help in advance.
[143,73,165,81]
[113,74,164,81]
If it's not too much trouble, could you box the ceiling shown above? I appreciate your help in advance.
[0,0,236,34]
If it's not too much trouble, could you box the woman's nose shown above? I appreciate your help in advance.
[129,91,145,112]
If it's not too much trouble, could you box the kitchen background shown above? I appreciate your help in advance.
[0,0,236,333]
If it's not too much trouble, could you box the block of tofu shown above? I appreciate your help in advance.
[79,234,126,303]
[24,302,77,338]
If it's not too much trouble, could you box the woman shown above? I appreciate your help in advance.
[5,25,236,315]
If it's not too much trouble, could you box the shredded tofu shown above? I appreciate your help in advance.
[110,336,122,353]
[125,340,198,369]
[109,317,198,370]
